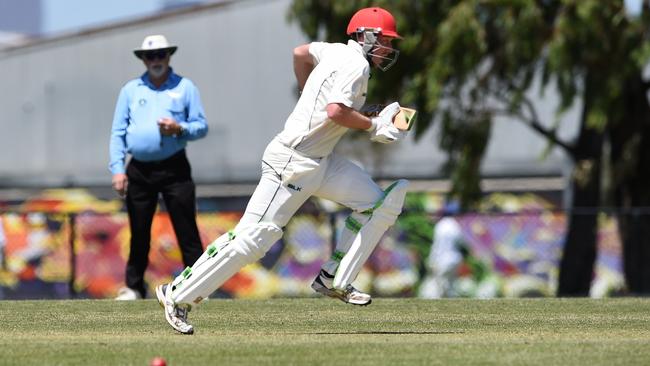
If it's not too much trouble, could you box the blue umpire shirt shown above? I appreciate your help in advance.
[109,68,208,175]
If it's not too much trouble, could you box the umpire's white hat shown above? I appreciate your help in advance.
[133,35,178,59]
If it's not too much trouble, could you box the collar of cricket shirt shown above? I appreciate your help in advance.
[140,67,182,91]
[347,40,366,57]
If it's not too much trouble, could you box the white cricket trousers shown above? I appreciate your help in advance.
[236,138,384,230]
[167,138,394,305]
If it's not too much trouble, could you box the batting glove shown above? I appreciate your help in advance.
[371,123,408,144]
[367,102,401,132]
[368,102,406,143]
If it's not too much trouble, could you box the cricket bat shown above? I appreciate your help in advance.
[393,107,417,131]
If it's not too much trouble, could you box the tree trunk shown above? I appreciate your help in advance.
[557,148,601,296]
[618,212,650,293]
[611,75,650,294]
[558,73,602,297]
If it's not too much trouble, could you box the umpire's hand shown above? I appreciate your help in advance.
[157,117,182,136]
[112,173,128,198]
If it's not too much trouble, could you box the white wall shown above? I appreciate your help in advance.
[0,0,576,188]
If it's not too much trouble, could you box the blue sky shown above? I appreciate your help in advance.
[625,0,643,17]
[17,0,650,36]
[41,0,161,34]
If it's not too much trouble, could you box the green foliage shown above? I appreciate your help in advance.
[397,192,435,261]
[440,108,491,208]
[288,0,650,208]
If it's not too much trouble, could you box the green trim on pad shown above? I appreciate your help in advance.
[361,207,374,215]
[207,244,218,257]
[362,181,400,214]
[331,250,345,262]
[345,216,362,233]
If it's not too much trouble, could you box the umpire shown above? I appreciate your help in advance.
[109,34,208,300]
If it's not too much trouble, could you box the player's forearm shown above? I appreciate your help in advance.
[326,103,373,130]
[293,44,314,91]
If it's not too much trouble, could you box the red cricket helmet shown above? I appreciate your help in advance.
[346,7,402,39]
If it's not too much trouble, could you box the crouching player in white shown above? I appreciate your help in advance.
[156,6,409,334]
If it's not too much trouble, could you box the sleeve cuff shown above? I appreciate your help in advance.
[178,122,189,138]
[109,160,125,175]
[328,94,354,108]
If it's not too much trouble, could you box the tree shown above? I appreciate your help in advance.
[288,0,650,295]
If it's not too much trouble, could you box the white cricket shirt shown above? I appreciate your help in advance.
[276,40,370,158]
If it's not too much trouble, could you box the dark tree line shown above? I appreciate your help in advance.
[289,0,650,295]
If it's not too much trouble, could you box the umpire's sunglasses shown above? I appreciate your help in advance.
[142,50,169,61]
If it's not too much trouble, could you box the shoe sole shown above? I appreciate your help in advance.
[156,285,194,335]
[155,285,165,308]
[311,280,372,306]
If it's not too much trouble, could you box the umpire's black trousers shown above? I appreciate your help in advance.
[125,149,203,298]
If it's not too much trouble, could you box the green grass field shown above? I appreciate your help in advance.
[1,298,649,365]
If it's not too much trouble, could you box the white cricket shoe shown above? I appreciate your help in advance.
[311,270,372,306]
[155,284,194,335]
[115,287,142,300]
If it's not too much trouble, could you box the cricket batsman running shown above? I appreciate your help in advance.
[157,7,410,334]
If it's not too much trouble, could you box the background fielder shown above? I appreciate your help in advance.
[156,7,409,334]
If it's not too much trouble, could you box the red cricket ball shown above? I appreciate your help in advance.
[150,357,167,366]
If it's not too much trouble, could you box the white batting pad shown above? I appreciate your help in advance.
[321,211,370,275]
[333,179,409,289]
[170,222,282,306]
